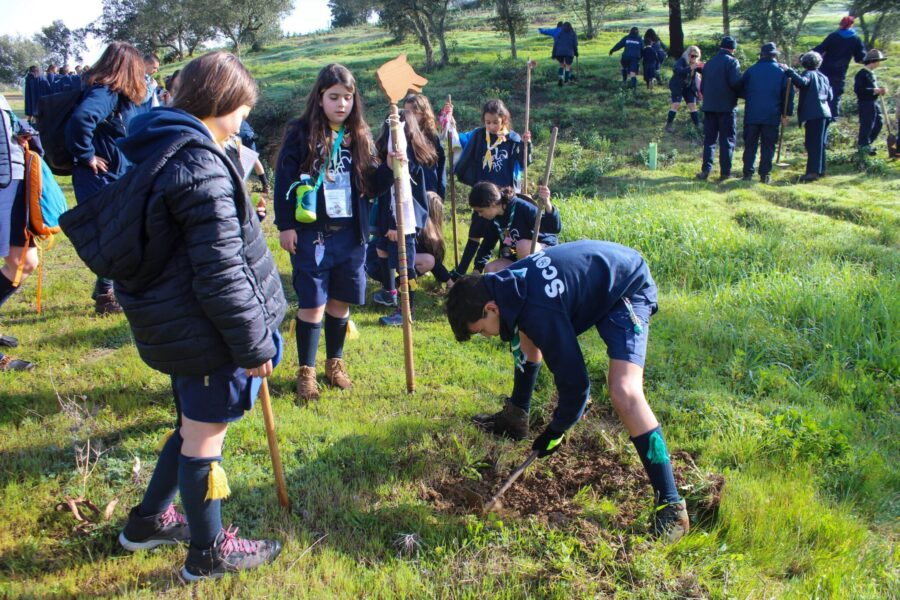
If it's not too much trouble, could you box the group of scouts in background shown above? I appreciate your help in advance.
[609,26,668,91]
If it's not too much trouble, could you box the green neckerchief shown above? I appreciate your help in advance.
[510,325,526,373]
[492,201,517,258]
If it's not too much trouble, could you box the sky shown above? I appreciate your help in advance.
[0,0,333,64]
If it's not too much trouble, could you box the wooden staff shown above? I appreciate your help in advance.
[530,127,559,255]
[446,94,459,266]
[483,451,539,513]
[259,379,289,509]
[522,59,535,195]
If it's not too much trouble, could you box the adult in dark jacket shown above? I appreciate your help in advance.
[813,16,866,119]
[610,27,643,90]
[854,49,888,154]
[665,46,703,132]
[99,52,287,581]
[697,36,742,181]
[23,66,43,121]
[785,52,833,182]
[738,42,794,183]
[447,241,689,543]
[64,41,146,314]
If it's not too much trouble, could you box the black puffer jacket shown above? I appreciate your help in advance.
[61,108,286,375]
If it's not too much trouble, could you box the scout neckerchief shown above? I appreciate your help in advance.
[498,269,528,372]
[482,126,509,171]
[492,201,517,259]
[323,124,346,184]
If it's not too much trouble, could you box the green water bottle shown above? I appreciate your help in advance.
[648,142,658,171]
[293,174,317,224]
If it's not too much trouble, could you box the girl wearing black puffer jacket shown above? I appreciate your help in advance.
[102,52,288,581]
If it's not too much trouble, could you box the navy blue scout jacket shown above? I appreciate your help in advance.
[853,68,879,102]
[641,46,662,78]
[610,33,642,60]
[24,74,43,117]
[105,108,287,374]
[739,58,795,125]
[669,57,699,92]
[423,133,446,198]
[786,69,833,124]
[455,127,531,190]
[65,84,138,181]
[274,118,374,245]
[554,28,578,58]
[813,30,866,87]
[473,196,561,271]
[701,49,742,112]
[483,240,657,432]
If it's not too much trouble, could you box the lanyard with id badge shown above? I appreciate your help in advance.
[323,130,353,220]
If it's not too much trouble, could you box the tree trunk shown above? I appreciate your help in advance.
[585,0,595,39]
[408,15,435,69]
[722,0,730,35]
[669,0,684,57]
[510,27,518,59]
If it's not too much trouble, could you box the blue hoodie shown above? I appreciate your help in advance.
[813,29,866,88]
[482,240,656,431]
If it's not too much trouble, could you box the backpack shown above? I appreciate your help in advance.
[12,142,68,313]
[34,88,81,176]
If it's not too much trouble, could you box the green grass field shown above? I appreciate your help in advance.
[1,4,898,598]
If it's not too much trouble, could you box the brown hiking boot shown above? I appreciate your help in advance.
[95,291,123,315]
[472,398,529,440]
[296,366,319,403]
[325,358,352,390]
[653,499,690,543]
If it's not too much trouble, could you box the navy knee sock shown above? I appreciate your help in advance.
[324,313,349,359]
[666,110,677,125]
[0,272,16,309]
[178,455,223,549]
[690,111,701,127]
[138,430,183,517]
[379,257,394,292]
[296,318,321,367]
[630,76,637,89]
[630,425,681,506]
[558,67,564,80]
[509,361,541,411]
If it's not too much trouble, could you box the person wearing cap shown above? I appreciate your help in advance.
[738,42,794,183]
[785,52,833,182]
[609,27,644,91]
[813,16,867,119]
[697,36,742,182]
[854,49,888,155]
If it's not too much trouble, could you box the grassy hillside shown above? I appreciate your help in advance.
[1,4,898,598]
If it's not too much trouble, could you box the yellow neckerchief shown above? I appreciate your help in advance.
[483,126,510,171]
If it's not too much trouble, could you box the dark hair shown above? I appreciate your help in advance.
[468,181,514,209]
[482,99,512,128]
[143,53,159,64]
[419,191,445,264]
[173,52,257,118]
[562,22,573,33]
[28,65,39,75]
[284,63,375,196]
[630,27,639,35]
[83,41,147,105]
[165,69,180,91]
[556,21,563,27]
[403,93,438,141]
[375,109,438,167]
[446,274,492,342]
[644,28,659,45]
[47,64,57,73]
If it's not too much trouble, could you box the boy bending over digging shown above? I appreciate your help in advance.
[446,240,688,541]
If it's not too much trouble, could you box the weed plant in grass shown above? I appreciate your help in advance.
[1,4,898,597]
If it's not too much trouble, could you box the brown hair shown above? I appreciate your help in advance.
[83,42,147,105]
[468,181,515,209]
[374,109,438,167]
[173,52,258,118]
[403,93,439,140]
[282,63,375,196]
[482,99,512,129]
[419,191,446,264]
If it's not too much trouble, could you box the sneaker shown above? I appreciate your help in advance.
[0,334,18,348]
[0,354,34,371]
[296,365,319,403]
[472,398,529,441]
[378,310,407,327]
[695,171,710,181]
[95,291,123,315]
[373,289,397,308]
[180,526,282,581]
[664,122,675,133]
[119,504,190,551]
[325,357,352,390]
[653,499,690,543]
[760,174,772,184]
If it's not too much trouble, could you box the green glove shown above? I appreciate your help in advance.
[532,425,565,458]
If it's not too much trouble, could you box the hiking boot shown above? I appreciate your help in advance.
[373,289,397,308]
[95,291,123,315]
[180,526,282,582]
[379,310,409,327]
[119,504,189,551]
[741,174,753,182]
[296,365,319,403]
[0,354,34,371]
[472,398,529,441]
[0,334,18,348]
[325,358,352,390]
[799,173,820,183]
[664,122,675,133]
[760,174,772,184]
[653,499,690,543]
[695,171,710,181]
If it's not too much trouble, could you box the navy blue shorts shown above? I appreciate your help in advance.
[557,55,574,66]
[671,85,697,104]
[172,330,283,424]
[621,57,640,74]
[596,287,658,368]
[290,226,366,309]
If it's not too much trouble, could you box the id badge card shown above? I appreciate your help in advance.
[324,171,352,219]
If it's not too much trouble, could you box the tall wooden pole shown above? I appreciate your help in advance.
[446,94,459,266]
[388,104,416,393]
[259,379,289,509]
[522,59,534,195]
[530,127,559,255]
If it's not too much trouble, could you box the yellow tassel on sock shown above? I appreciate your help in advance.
[156,429,175,452]
[407,279,418,291]
[346,319,359,340]
[205,461,231,501]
